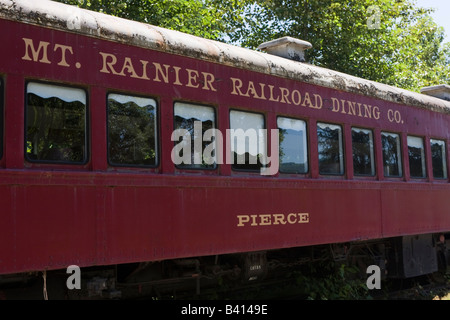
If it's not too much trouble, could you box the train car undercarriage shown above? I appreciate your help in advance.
[1,233,448,300]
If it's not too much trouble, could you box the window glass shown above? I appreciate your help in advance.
[108,93,157,166]
[430,139,447,179]
[407,136,426,178]
[317,122,344,175]
[230,110,265,171]
[381,132,402,177]
[26,82,87,163]
[277,117,308,173]
[173,102,216,169]
[352,127,375,176]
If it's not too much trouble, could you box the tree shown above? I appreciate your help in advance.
[228,0,450,92]
[54,0,450,92]
[53,0,250,40]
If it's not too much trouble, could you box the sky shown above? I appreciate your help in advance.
[415,0,450,43]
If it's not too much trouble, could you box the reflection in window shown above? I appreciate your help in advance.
[381,132,402,177]
[352,127,375,176]
[317,122,344,175]
[230,110,265,171]
[431,139,447,179]
[26,82,87,163]
[108,93,157,166]
[407,136,426,178]
[174,102,216,169]
[277,117,308,173]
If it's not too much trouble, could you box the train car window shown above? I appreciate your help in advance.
[381,132,402,177]
[352,127,375,176]
[430,139,447,179]
[317,122,344,175]
[173,102,216,169]
[407,136,426,178]
[107,93,157,167]
[26,82,87,164]
[277,117,308,174]
[230,110,265,171]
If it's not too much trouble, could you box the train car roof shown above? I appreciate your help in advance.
[1,0,450,114]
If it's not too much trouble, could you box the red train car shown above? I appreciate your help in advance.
[1,0,450,298]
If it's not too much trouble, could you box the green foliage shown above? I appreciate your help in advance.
[228,0,450,92]
[296,263,371,300]
[53,0,450,92]
[53,0,251,40]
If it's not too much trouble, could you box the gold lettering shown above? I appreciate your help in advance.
[388,109,402,123]
[258,83,267,100]
[313,94,323,109]
[172,66,183,86]
[54,44,73,67]
[298,213,309,223]
[245,81,261,99]
[356,103,363,117]
[287,213,297,224]
[237,213,310,227]
[230,77,248,96]
[201,72,217,91]
[153,62,170,83]
[291,90,302,105]
[259,214,272,226]
[268,85,280,102]
[373,106,380,120]
[120,57,139,78]
[272,214,287,225]
[186,68,200,88]
[346,100,356,116]
[22,38,51,64]
[279,87,291,104]
[302,92,312,108]
[340,99,347,114]
[328,97,385,122]
[137,60,150,80]
[363,104,371,118]
[250,215,258,226]
[99,52,123,75]
[331,97,340,112]
[237,215,250,227]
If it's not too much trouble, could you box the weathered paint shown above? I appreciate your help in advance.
[0,0,449,275]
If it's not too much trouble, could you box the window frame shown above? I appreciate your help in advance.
[24,80,89,165]
[351,127,376,177]
[407,135,427,179]
[106,91,159,169]
[229,109,267,173]
[430,138,448,180]
[277,116,309,175]
[172,101,217,171]
[381,131,403,178]
[317,121,345,176]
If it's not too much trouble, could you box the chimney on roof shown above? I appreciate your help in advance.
[258,36,312,62]
[420,84,450,101]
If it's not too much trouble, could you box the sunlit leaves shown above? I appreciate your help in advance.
[228,0,450,92]
[54,0,450,92]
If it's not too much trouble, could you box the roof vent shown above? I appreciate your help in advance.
[420,84,450,101]
[258,36,312,62]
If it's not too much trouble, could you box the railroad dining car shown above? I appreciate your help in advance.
[1,0,450,299]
